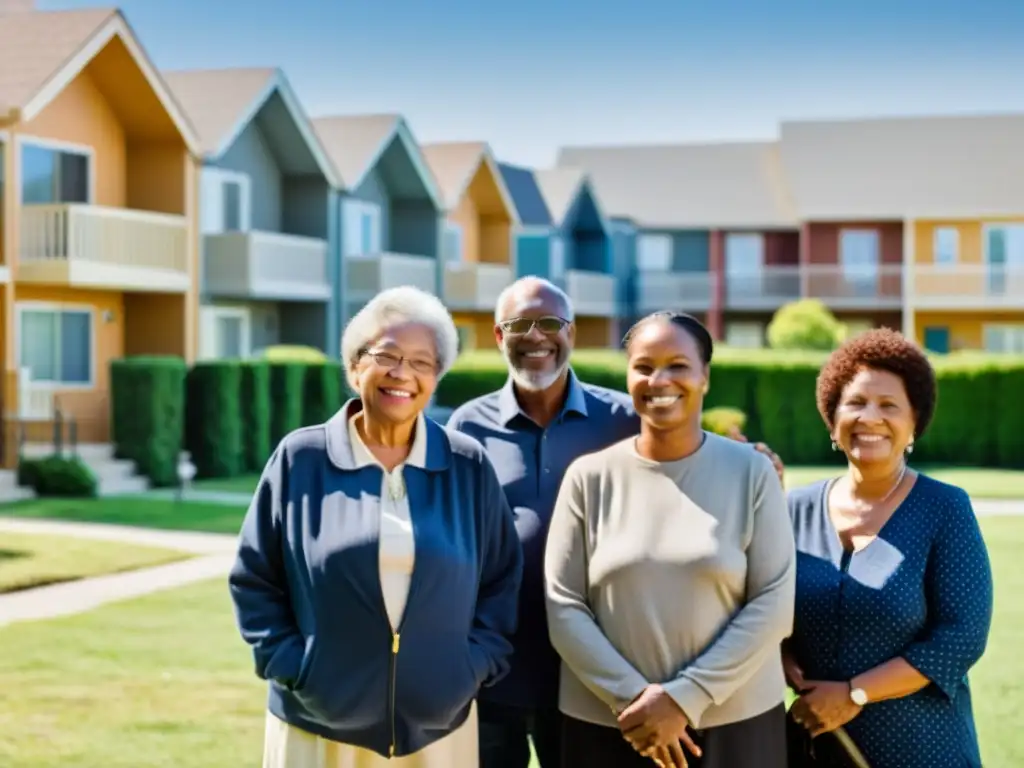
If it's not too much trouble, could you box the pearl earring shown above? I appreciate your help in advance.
[906,443,914,455]
[831,440,839,452]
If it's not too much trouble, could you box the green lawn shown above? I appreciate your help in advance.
[195,463,1024,501]
[784,465,1024,499]
[0,518,1021,767]
[0,532,191,594]
[0,498,247,535]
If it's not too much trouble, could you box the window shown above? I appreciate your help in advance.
[222,181,243,231]
[725,322,764,348]
[984,224,1024,294]
[725,233,764,275]
[20,142,90,204]
[933,227,959,266]
[839,229,880,296]
[456,325,475,353]
[637,234,672,271]
[984,325,1024,354]
[343,200,382,256]
[18,306,92,385]
[549,236,566,280]
[443,223,463,263]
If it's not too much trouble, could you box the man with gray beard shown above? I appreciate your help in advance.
[448,277,639,768]
[449,277,782,768]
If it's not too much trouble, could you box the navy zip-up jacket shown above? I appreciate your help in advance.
[228,401,523,757]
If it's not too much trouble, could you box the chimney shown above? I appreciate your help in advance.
[0,0,34,13]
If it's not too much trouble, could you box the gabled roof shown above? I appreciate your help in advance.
[162,67,340,186]
[311,114,442,207]
[778,113,1024,220]
[420,141,519,222]
[532,167,608,230]
[497,163,553,227]
[0,8,199,153]
[557,141,797,230]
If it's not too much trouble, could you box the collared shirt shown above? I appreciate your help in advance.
[447,371,639,709]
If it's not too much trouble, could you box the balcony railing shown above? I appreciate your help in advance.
[565,269,616,317]
[345,252,438,299]
[912,264,1024,308]
[726,266,801,309]
[444,262,512,311]
[204,230,330,301]
[804,264,903,307]
[19,204,189,291]
[635,270,715,314]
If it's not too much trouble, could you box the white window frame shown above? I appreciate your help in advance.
[16,301,96,389]
[983,324,1024,354]
[215,168,251,232]
[637,234,672,272]
[932,227,959,267]
[724,321,764,348]
[443,222,464,263]
[210,305,252,360]
[549,236,566,280]
[16,135,96,205]
[724,233,765,276]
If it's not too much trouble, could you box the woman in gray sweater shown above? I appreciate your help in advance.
[544,311,795,768]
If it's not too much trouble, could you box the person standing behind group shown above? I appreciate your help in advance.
[543,311,795,768]
[229,286,523,768]
[449,279,786,768]
[785,329,993,768]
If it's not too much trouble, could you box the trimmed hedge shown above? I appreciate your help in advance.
[302,362,344,427]
[269,363,306,445]
[240,362,272,473]
[436,349,1024,468]
[110,356,187,487]
[185,361,243,479]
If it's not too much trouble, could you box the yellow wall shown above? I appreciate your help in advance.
[453,312,496,351]
[450,191,481,263]
[913,217,1024,264]
[575,317,614,349]
[914,311,1024,351]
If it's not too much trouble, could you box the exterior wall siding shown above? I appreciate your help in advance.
[806,222,903,264]
[913,217,1024,264]
[450,191,481,262]
[217,121,282,231]
[671,231,711,271]
[515,234,550,279]
[764,231,801,265]
[913,311,1024,352]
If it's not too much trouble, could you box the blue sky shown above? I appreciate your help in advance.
[39,0,1024,167]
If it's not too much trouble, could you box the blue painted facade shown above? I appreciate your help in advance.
[334,122,445,336]
[189,72,342,357]
[609,218,638,330]
[561,182,611,274]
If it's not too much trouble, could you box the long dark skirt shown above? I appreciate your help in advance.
[561,704,787,768]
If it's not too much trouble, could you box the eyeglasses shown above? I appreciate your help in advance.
[360,350,438,375]
[498,316,571,335]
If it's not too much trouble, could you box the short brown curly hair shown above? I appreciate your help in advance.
[816,328,937,438]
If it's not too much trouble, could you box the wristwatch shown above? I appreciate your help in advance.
[849,683,869,706]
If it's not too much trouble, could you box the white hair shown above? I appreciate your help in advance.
[494,276,575,324]
[341,286,460,391]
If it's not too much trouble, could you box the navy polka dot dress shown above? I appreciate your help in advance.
[787,474,993,768]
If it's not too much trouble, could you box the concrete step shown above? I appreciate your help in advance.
[88,459,138,482]
[98,475,150,496]
[21,443,116,462]
[0,486,35,503]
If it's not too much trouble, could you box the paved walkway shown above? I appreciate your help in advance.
[0,517,237,628]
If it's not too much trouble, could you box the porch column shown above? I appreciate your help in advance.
[707,230,725,339]
[799,222,811,297]
[902,217,916,340]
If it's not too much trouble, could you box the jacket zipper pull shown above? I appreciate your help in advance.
[393,633,400,654]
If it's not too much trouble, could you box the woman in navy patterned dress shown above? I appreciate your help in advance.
[785,329,993,768]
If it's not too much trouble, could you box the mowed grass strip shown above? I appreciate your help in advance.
[0,532,192,594]
[0,498,248,535]
[0,518,1021,767]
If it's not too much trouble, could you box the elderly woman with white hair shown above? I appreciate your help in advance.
[229,286,524,768]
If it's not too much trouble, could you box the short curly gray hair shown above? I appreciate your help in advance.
[341,286,460,391]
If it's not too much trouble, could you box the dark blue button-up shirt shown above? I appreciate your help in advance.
[447,371,639,710]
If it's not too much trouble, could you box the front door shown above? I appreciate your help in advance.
[923,326,950,354]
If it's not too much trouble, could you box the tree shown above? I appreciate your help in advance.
[767,299,846,351]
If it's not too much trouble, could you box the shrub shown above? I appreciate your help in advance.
[185,361,243,479]
[19,455,97,497]
[110,356,187,487]
[262,345,327,363]
[767,299,846,351]
[269,363,306,444]
[302,362,343,426]
[702,407,747,437]
[240,362,272,473]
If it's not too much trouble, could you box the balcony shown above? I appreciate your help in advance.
[566,269,616,316]
[444,262,512,311]
[913,264,1024,309]
[204,231,329,302]
[804,265,903,308]
[726,266,801,309]
[345,252,438,300]
[635,271,715,315]
[19,204,189,291]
